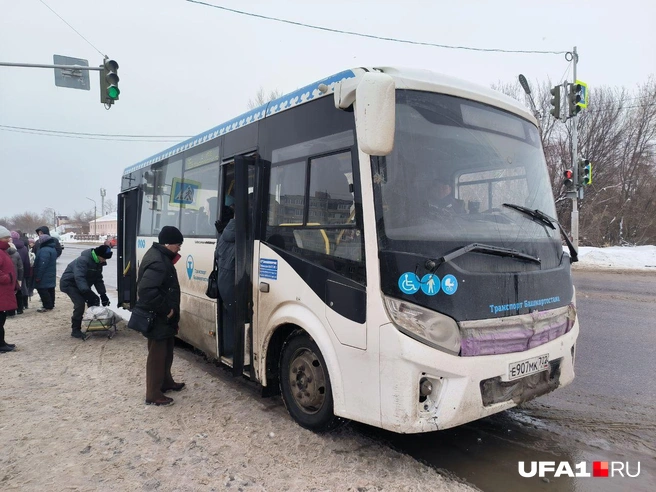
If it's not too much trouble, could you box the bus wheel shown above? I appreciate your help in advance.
[280,334,339,432]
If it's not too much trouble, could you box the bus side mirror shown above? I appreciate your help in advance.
[355,73,395,156]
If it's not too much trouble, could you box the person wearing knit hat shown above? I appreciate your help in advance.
[134,226,184,406]
[0,226,18,352]
[93,244,113,260]
[59,244,113,339]
[157,226,184,245]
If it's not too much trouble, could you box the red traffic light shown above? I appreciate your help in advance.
[564,169,573,179]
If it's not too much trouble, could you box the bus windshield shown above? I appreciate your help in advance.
[373,90,560,263]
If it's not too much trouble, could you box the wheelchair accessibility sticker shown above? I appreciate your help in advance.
[398,272,420,294]
[398,272,457,296]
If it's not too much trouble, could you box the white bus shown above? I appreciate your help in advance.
[118,67,579,433]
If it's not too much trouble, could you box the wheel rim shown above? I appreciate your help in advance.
[288,347,327,414]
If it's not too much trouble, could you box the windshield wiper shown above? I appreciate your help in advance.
[502,203,578,262]
[426,242,541,271]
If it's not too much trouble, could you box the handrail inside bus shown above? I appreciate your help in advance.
[279,223,330,254]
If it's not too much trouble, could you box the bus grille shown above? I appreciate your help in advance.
[480,359,562,406]
[459,304,575,357]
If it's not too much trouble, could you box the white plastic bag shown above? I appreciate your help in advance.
[83,306,116,322]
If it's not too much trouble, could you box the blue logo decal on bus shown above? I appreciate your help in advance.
[441,274,458,295]
[420,274,440,296]
[186,255,194,279]
[260,258,278,280]
[137,239,146,249]
[398,272,420,294]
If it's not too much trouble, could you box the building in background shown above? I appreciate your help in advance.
[89,212,117,237]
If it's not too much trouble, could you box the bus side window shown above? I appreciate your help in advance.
[266,150,365,284]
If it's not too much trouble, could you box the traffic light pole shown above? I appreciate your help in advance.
[569,46,579,250]
[0,61,102,71]
[1,59,119,108]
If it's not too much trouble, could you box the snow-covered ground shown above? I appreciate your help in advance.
[575,245,656,270]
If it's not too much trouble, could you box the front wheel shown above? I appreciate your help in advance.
[279,334,340,432]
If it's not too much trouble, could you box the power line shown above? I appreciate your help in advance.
[0,124,192,139]
[185,0,566,55]
[558,61,572,85]
[37,0,106,58]
[0,126,183,143]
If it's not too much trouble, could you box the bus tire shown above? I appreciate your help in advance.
[279,334,340,432]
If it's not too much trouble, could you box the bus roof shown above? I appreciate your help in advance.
[122,67,533,176]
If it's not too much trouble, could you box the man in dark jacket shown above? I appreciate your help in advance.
[33,235,58,312]
[136,226,185,406]
[60,245,112,339]
[33,226,63,258]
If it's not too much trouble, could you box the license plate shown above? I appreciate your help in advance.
[507,354,549,381]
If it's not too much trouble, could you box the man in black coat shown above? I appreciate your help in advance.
[60,245,112,339]
[135,226,185,406]
[33,226,63,258]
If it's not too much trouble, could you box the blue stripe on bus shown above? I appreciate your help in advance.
[122,69,357,176]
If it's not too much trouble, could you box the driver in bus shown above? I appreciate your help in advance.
[428,177,465,213]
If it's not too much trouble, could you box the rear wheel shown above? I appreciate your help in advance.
[279,334,340,432]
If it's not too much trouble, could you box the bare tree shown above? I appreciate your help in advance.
[68,210,96,234]
[247,87,283,110]
[494,77,656,245]
[103,198,117,214]
[4,212,45,235]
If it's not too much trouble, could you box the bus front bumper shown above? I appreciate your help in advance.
[378,320,579,434]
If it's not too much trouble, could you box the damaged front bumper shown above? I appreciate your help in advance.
[378,311,579,434]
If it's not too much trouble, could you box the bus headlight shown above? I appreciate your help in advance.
[383,296,461,354]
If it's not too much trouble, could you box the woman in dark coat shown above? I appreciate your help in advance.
[11,232,31,311]
[0,226,18,352]
[135,226,185,406]
[33,235,58,312]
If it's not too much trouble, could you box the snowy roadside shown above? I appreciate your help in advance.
[572,245,656,271]
[0,291,475,492]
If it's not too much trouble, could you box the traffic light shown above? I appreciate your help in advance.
[568,83,582,117]
[550,85,561,119]
[579,159,592,186]
[100,58,119,105]
[564,169,574,189]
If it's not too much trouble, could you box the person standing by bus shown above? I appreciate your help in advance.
[216,213,236,357]
[33,233,58,312]
[6,236,23,315]
[32,226,63,258]
[135,226,185,406]
[59,245,113,339]
[0,226,18,352]
[11,231,31,312]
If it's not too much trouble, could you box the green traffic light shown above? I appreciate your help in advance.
[107,86,120,100]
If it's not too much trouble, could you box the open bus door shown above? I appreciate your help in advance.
[217,154,266,378]
[117,189,139,309]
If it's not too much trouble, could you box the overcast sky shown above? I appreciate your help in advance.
[1,0,655,219]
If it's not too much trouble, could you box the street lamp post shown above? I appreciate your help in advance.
[86,197,97,236]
